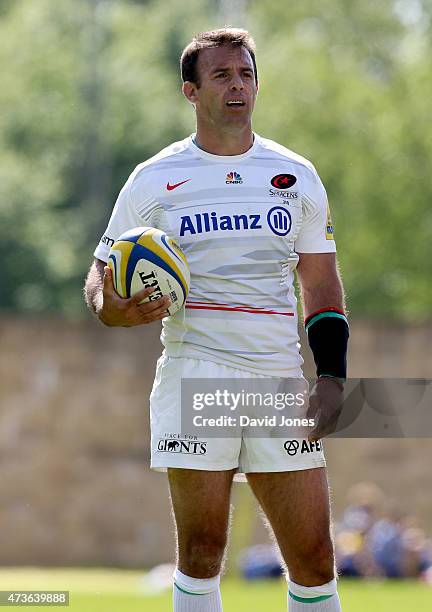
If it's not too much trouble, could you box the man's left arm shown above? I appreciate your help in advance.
[296,252,349,441]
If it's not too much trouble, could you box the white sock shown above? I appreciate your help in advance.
[173,568,222,612]
[288,579,341,611]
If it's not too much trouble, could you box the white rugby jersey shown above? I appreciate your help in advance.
[94,134,336,376]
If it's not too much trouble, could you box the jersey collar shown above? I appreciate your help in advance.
[189,133,260,162]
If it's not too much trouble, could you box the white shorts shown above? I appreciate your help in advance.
[150,355,326,482]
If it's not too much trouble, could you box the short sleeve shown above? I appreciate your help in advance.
[93,172,144,262]
[294,167,336,254]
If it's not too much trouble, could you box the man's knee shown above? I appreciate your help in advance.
[178,535,227,578]
[287,537,335,585]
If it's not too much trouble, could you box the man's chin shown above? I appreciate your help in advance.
[225,105,249,115]
[222,112,252,127]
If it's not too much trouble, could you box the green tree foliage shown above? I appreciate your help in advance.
[0,0,209,315]
[0,0,430,319]
[251,0,432,319]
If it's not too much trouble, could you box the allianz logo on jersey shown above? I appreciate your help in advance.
[179,207,292,237]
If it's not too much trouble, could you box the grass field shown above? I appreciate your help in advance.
[0,568,431,611]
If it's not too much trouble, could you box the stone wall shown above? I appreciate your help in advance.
[0,318,431,566]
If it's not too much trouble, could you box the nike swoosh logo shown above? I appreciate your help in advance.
[166,179,191,191]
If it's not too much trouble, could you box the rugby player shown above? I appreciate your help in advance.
[84,28,348,612]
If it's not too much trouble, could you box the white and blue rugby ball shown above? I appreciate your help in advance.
[107,227,190,315]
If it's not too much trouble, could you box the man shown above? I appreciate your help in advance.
[84,28,348,612]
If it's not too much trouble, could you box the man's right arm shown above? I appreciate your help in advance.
[84,258,171,327]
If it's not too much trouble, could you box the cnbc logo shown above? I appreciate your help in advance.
[226,171,243,184]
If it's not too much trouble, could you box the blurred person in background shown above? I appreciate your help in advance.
[334,484,432,580]
[368,510,431,579]
[238,544,284,580]
[400,523,431,578]
[84,27,349,612]
[338,482,383,533]
[335,482,383,577]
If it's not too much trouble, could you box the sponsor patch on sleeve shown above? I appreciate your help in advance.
[101,234,115,248]
[326,205,335,240]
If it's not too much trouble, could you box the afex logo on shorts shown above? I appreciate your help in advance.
[157,439,207,454]
[284,440,321,456]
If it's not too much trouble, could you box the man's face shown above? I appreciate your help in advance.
[184,44,258,130]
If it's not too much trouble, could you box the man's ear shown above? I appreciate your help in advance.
[182,81,199,105]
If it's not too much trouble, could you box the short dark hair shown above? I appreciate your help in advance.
[180,27,258,87]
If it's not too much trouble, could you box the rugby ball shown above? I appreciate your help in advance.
[107,227,190,315]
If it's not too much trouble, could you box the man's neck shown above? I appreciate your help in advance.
[194,124,254,156]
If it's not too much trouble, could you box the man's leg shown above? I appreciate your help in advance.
[247,468,341,611]
[168,467,236,612]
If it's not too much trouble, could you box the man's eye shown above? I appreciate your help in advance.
[216,73,227,78]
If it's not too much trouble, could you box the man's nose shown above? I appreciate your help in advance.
[229,74,244,90]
